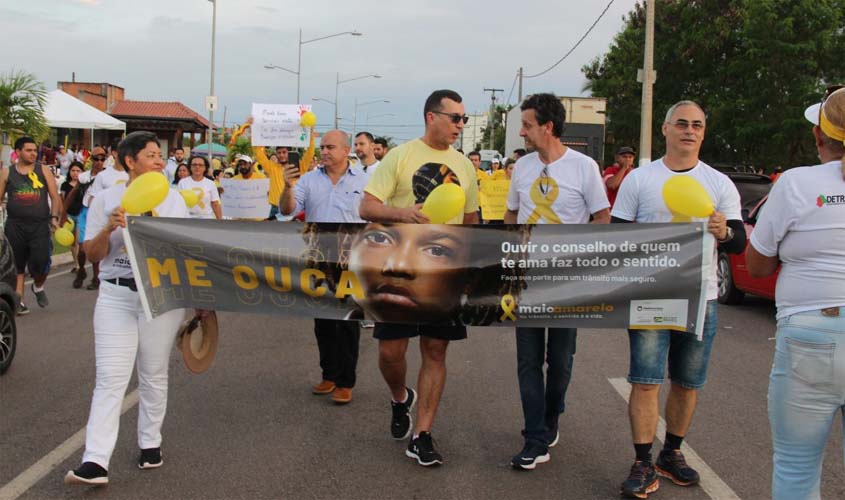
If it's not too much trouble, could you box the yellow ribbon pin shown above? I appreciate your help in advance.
[28,171,44,189]
[500,294,517,322]
[525,176,561,224]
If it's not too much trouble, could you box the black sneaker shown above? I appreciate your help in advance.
[86,278,100,291]
[510,440,550,470]
[546,429,560,448]
[620,460,659,498]
[31,284,48,307]
[406,432,443,467]
[391,387,417,440]
[64,462,108,486]
[17,303,30,316]
[138,447,163,469]
[656,448,700,486]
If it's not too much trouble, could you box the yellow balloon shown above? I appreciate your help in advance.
[421,183,466,223]
[55,227,74,246]
[300,111,317,127]
[180,189,200,208]
[63,219,75,232]
[121,172,170,214]
[662,176,714,218]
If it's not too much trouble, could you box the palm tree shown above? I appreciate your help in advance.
[0,70,49,149]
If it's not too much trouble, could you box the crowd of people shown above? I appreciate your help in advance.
[1,85,843,499]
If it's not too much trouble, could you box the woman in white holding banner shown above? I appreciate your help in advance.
[178,156,222,219]
[65,131,190,486]
[747,86,845,500]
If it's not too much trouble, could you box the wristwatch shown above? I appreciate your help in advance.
[717,226,734,243]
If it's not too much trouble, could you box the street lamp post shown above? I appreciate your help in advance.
[334,73,381,129]
[265,29,362,103]
[207,0,217,165]
[352,98,389,139]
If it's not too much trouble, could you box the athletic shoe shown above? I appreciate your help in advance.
[620,460,659,499]
[312,380,336,395]
[31,284,48,307]
[64,462,108,486]
[546,429,560,448]
[406,432,443,467]
[390,387,417,440]
[86,278,100,291]
[73,268,87,289]
[17,303,30,316]
[138,447,163,469]
[510,440,550,470]
[361,320,375,328]
[656,449,700,486]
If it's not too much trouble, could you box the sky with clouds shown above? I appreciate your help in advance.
[1,0,641,142]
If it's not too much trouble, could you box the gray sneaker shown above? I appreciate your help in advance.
[31,284,48,307]
[17,303,30,316]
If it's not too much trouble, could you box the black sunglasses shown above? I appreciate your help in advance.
[91,155,106,161]
[432,111,469,124]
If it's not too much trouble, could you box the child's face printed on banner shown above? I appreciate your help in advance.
[412,163,460,204]
[348,223,470,322]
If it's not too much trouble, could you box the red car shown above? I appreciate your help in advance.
[718,186,779,304]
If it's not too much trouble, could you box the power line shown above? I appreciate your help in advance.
[505,70,519,107]
[524,0,616,79]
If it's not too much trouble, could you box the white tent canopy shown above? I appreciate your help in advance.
[44,89,126,130]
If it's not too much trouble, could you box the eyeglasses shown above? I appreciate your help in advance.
[431,111,469,124]
[91,156,106,161]
[668,119,705,131]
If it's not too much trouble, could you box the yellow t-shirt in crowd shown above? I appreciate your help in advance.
[476,168,490,181]
[491,169,507,180]
[264,162,284,206]
[233,168,267,180]
[365,138,479,224]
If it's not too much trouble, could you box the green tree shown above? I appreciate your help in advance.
[480,105,509,153]
[0,70,49,144]
[226,136,252,163]
[582,0,845,168]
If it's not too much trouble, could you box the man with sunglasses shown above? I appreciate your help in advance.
[611,101,745,498]
[79,147,129,290]
[359,89,479,467]
[504,93,610,470]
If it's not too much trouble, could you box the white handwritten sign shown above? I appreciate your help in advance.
[251,103,311,147]
[220,178,271,219]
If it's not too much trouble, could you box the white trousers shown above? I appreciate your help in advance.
[82,281,184,469]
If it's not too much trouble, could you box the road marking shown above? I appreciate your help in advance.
[23,264,88,286]
[608,378,741,500]
[0,390,139,500]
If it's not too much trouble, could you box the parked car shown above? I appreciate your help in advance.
[717,173,779,304]
[0,232,18,374]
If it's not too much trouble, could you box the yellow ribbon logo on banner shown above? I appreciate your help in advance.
[500,294,517,321]
[526,176,561,224]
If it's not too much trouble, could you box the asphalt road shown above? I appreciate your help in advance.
[1,263,843,500]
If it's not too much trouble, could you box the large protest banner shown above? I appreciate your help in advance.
[124,219,713,338]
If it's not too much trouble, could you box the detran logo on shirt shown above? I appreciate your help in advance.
[817,193,845,207]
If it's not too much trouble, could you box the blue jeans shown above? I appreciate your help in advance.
[515,327,577,444]
[768,307,845,500]
[628,299,719,389]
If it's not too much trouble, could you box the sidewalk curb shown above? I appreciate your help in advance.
[52,252,75,267]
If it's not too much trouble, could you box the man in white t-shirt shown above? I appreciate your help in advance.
[57,146,74,176]
[164,147,185,182]
[504,93,610,471]
[177,156,222,219]
[611,100,745,498]
[354,131,380,174]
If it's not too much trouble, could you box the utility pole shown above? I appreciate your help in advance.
[207,0,217,164]
[221,105,228,144]
[638,0,656,166]
[517,67,523,102]
[483,88,504,151]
